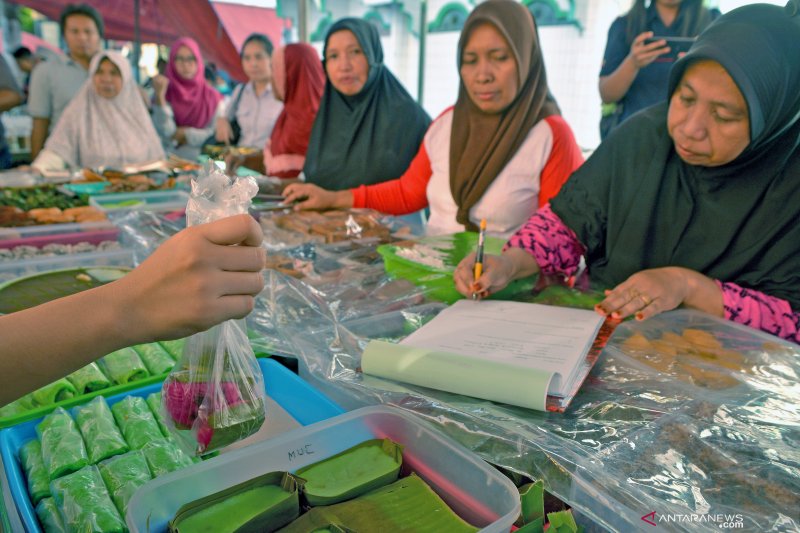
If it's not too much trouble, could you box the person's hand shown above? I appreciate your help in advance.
[151,74,169,105]
[595,267,697,321]
[282,183,353,211]
[628,32,670,69]
[173,127,188,146]
[453,252,517,299]
[113,214,266,343]
[224,152,245,176]
[215,117,233,145]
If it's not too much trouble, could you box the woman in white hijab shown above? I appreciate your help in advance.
[32,50,165,172]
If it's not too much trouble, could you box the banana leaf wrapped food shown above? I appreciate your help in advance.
[159,338,186,360]
[98,450,153,515]
[31,378,77,406]
[35,497,67,533]
[19,439,50,504]
[100,348,150,385]
[141,438,196,477]
[146,392,171,437]
[111,396,165,450]
[74,396,129,463]
[169,472,299,533]
[36,407,89,480]
[66,363,111,394]
[0,393,36,418]
[133,343,176,375]
[295,439,403,506]
[49,465,126,533]
[278,474,478,533]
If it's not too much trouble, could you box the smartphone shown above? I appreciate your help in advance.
[645,36,696,59]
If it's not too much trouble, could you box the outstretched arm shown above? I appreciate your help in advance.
[0,214,266,404]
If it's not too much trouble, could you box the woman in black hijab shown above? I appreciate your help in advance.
[454,3,800,343]
[302,18,431,189]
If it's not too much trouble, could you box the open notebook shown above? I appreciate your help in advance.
[361,300,614,412]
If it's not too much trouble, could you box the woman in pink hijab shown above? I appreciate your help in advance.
[152,37,223,159]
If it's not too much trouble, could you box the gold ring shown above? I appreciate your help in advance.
[639,294,652,307]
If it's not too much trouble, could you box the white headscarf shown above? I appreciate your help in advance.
[44,50,165,169]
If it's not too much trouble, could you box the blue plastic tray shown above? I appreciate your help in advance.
[0,358,342,532]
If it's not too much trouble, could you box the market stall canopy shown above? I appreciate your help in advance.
[20,31,63,58]
[212,2,288,54]
[8,0,245,80]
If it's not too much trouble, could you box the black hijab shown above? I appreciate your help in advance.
[550,4,800,307]
[303,18,431,190]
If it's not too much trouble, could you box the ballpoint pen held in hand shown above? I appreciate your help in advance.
[472,218,487,300]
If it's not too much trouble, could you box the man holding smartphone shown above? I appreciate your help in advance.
[598,0,719,139]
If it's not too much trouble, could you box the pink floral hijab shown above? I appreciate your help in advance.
[165,37,222,128]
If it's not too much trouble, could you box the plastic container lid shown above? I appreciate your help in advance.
[0,358,343,533]
[0,221,119,250]
[126,405,520,533]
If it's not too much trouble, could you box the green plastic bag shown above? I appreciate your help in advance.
[100,348,150,385]
[141,439,195,477]
[35,497,67,533]
[66,363,111,394]
[50,466,126,533]
[31,378,77,406]
[98,450,153,515]
[134,343,176,375]
[19,440,50,504]
[74,396,129,463]
[36,407,89,480]
[146,392,171,437]
[111,396,165,450]
[295,439,403,506]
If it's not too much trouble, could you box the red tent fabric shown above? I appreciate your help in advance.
[8,0,245,80]
[212,2,289,53]
[20,31,63,57]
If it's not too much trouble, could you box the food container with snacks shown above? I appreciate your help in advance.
[126,405,520,533]
[0,358,343,533]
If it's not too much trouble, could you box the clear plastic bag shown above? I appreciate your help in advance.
[162,163,266,455]
[265,267,800,533]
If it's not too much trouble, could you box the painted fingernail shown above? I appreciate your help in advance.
[635,312,644,321]
[612,312,620,319]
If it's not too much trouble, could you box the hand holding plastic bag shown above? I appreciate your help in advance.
[162,163,266,455]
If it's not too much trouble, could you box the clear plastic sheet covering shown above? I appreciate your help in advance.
[111,208,185,265]
[258,272,799,532]
[256,208,415,252]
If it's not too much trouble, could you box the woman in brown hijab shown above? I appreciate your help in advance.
[284,0,583,239]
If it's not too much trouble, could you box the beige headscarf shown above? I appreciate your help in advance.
[449,0,560,231]
[44,50,165,169]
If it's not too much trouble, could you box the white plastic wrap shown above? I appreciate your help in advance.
[261,275,799,532]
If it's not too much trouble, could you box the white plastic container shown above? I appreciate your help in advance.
[0,248,134,284]
[126,405,520,533]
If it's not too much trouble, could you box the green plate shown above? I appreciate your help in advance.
[376,232,535,304]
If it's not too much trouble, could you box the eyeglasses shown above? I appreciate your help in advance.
[174,55,197,64]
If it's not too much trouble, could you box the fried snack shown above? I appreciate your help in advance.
[622,332,653,351]
[681,328,723,350]
[82,168,105,182]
